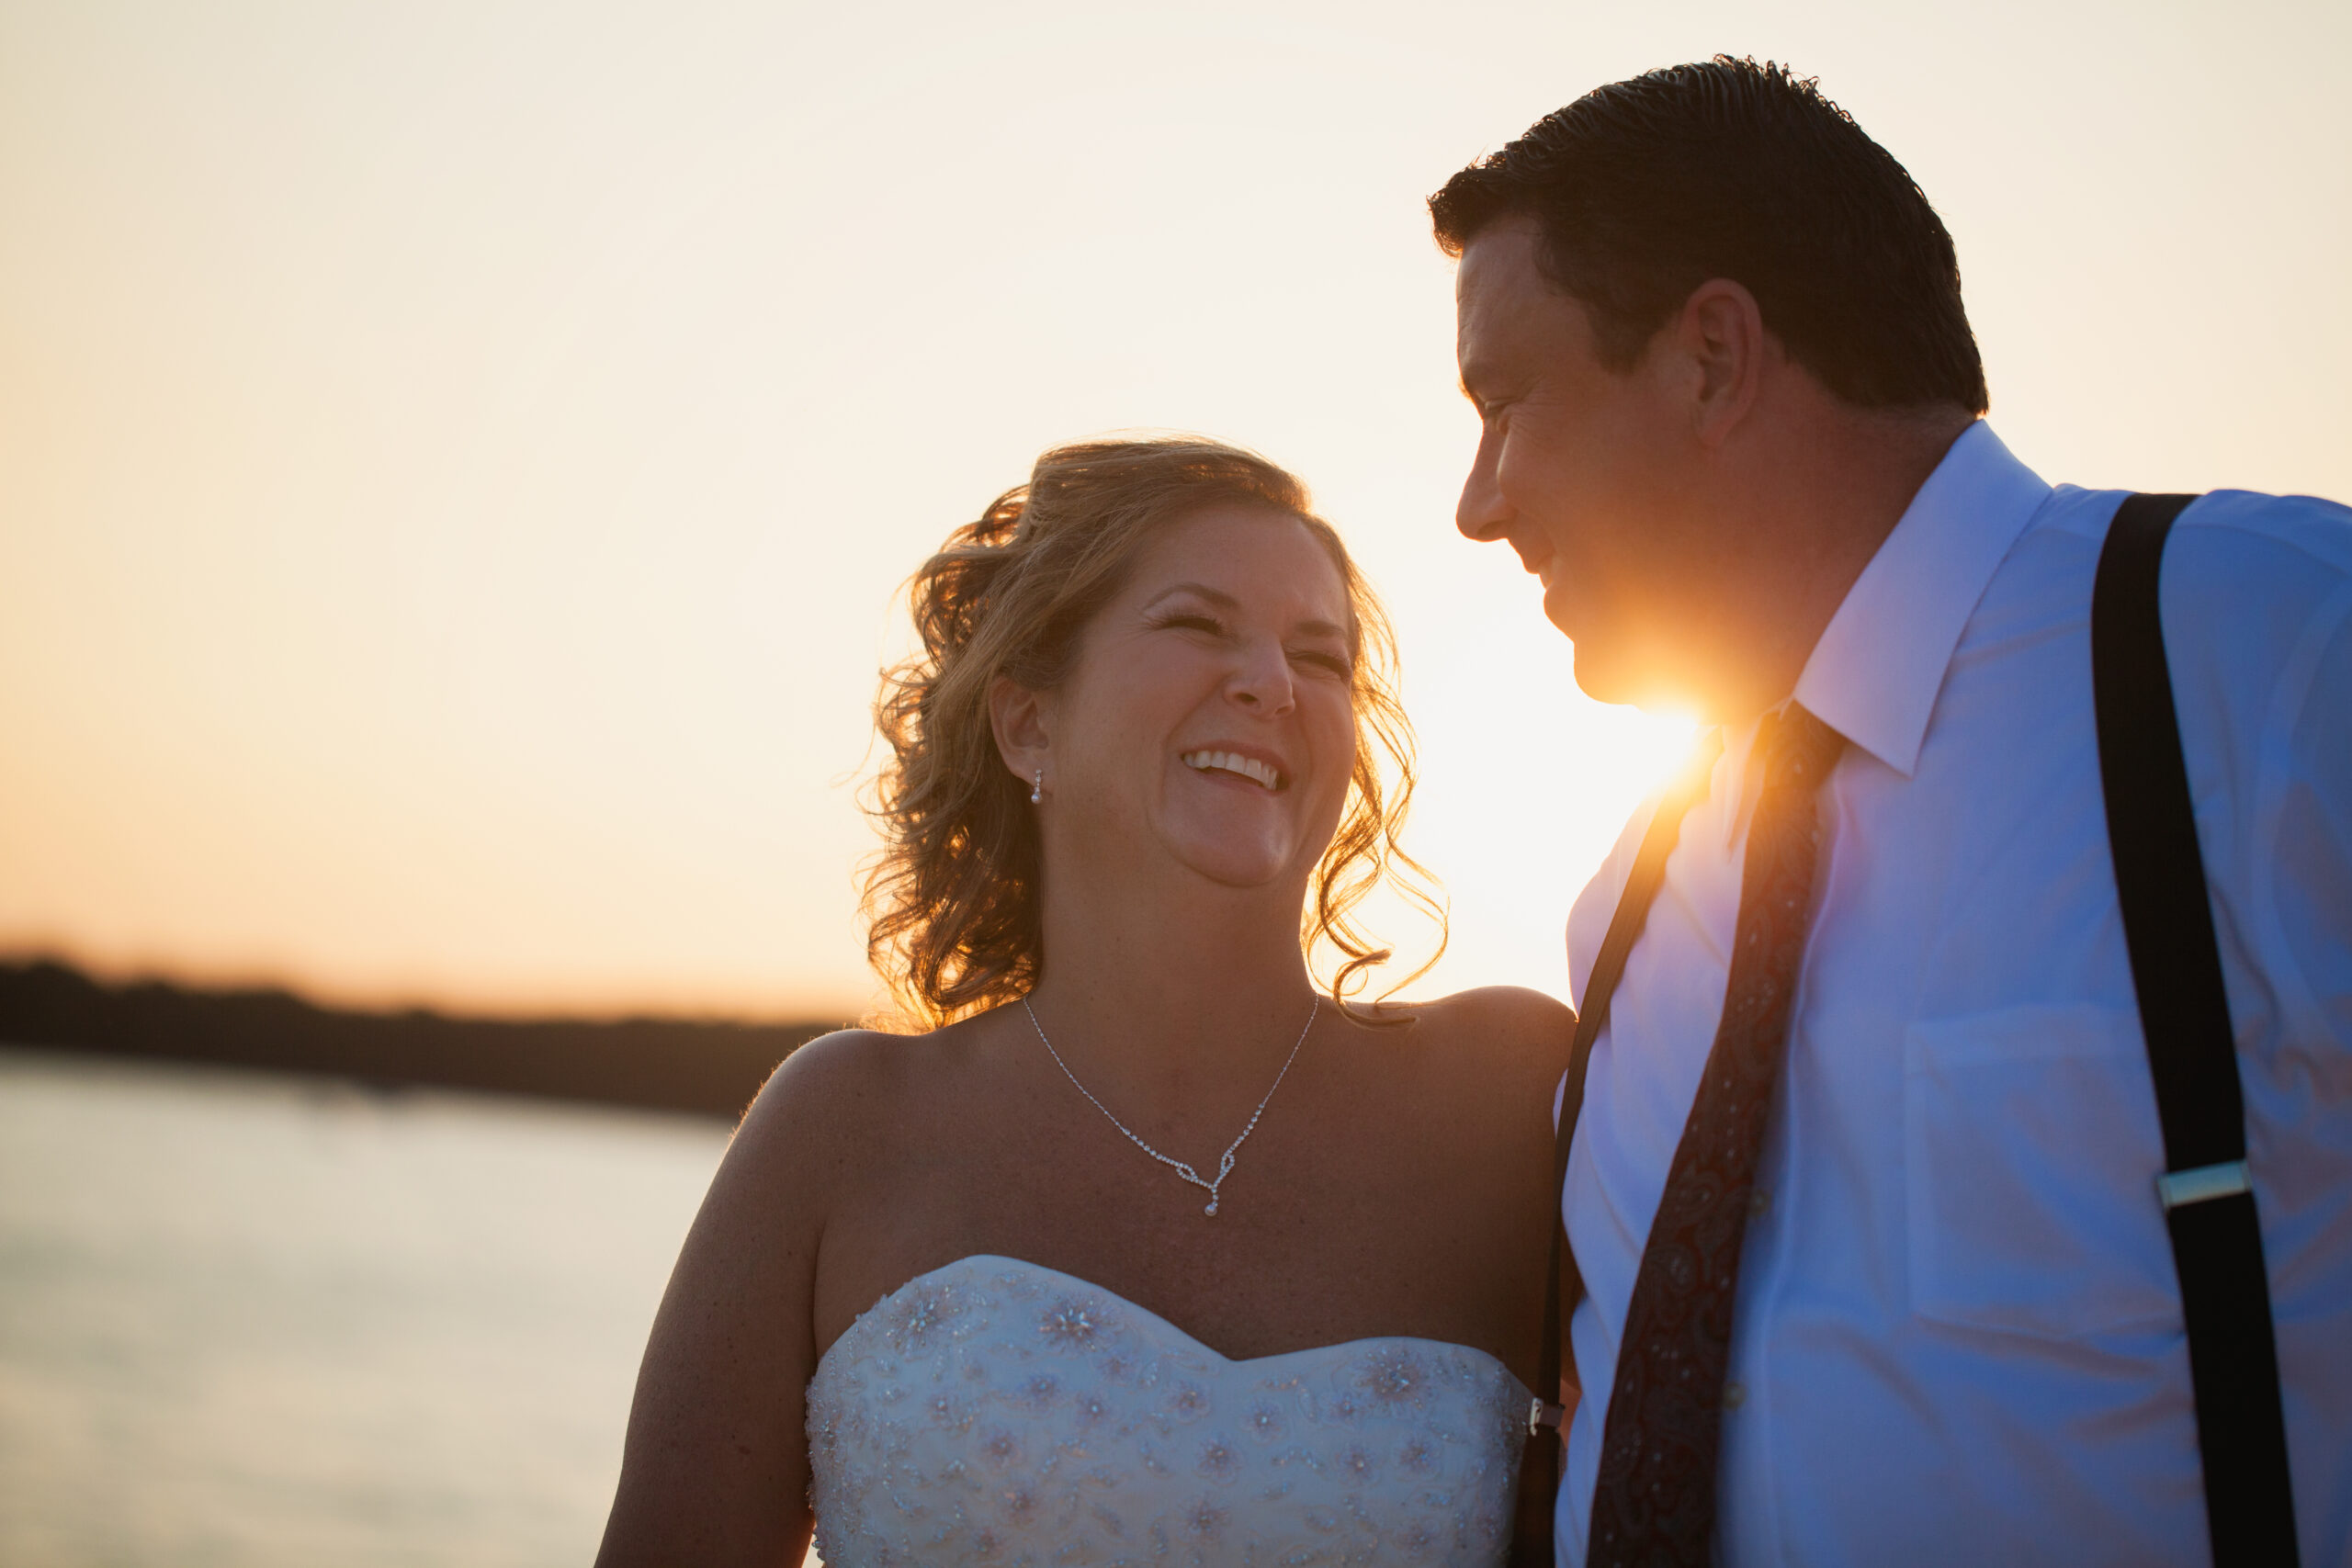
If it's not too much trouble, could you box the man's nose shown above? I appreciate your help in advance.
[1457,426,1511,542]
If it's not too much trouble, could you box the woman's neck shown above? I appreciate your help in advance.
[1023,860,1323,1113]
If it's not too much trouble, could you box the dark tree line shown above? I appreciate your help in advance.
[0,958,839,1122]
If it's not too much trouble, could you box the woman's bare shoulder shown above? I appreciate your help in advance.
[665,1022,985,1302]
[1416,984,1576,1029]
[732,1021,980,1156]
[1388,985,1573,1044]
[599,1023,982,1566]
[1364,986,1577,1087]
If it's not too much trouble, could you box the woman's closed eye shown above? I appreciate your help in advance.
[1148,610,1226,636]
[1149,608,1348,676]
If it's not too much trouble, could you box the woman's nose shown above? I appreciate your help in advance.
[1227,637,1295,713]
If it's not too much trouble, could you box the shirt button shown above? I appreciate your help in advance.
[1748,1187,1772,1218]
[1724,1382,1747,1410]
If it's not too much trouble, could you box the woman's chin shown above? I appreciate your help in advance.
[1147,795,1339,893]
[1164,836,1309,894]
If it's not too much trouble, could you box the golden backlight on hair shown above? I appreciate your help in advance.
[862,437,1443,1028]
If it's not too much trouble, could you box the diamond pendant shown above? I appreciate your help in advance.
[1204,1200,1219,1217]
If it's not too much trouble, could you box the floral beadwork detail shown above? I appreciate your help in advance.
[1196,1436,1243,1482]
[1360,1344,1429,1405]
[883,1281,961,1353]
[806,1255,1526,1567]
[1038,1297,1101,1346]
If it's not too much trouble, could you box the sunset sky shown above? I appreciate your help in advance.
[2,0,2346,1021]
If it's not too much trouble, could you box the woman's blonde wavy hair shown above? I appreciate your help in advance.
[862,436,1444,1028]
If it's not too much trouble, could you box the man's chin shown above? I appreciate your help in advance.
[1569,639,1690,715]
[1549,593,1700,711]
[1567,643,1639,706]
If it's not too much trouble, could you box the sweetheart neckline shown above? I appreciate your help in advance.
[813,1251,1533,1401]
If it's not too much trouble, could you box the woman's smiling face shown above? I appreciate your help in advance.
[1035,505,1360,893]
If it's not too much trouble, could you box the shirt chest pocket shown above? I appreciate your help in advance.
[1904,1005,2182,1341]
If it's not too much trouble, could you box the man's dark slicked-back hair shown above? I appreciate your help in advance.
[1430,57,1989,414]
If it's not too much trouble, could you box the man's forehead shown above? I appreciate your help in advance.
[1456,216,1547,302]
[1454,216,1551,359]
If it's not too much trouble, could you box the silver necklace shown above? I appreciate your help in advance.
[1022,996,1319,1218]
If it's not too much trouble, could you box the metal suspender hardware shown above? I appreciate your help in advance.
[2092,491,2301,1567]
[2157,1160,2252,1212]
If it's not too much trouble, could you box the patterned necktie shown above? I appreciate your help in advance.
[1587,704,1846,1568]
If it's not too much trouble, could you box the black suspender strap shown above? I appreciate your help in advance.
[2092,492,2301,1567]
[1509,738,1719,1567]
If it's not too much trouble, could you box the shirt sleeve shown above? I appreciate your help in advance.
[2162,490,2352,1059]
[2265,574,2352,1053]
[2202,502,2352,1550]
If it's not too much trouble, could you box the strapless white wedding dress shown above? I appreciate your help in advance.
[806,1255,1529,1567]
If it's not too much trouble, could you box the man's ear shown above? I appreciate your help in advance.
[989,673,1052,795]
[1675,278,1768,448]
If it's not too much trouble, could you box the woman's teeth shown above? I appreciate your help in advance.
[1181,750,1283,791]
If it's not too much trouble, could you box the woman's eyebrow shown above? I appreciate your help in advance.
[1138,582,1240,613]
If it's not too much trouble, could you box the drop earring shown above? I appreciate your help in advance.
[1030,769,1044,806]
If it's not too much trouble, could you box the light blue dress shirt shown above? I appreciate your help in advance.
[1558,423,2352,1566]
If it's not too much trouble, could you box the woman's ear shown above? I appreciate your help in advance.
[989,673,1051,795]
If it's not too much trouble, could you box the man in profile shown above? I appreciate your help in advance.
[1432,56,2349,1567]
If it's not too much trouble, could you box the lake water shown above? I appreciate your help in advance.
[0,1045,821,1566]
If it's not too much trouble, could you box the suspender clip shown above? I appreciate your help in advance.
[1527,1397,1565,1437]
[2156,1159,2250,1212]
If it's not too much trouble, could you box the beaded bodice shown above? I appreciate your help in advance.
[805,1255,1529,1567]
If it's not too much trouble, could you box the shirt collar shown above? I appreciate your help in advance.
[1792,420,2051,778]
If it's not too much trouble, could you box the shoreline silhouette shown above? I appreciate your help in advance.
[0,957,836,1121]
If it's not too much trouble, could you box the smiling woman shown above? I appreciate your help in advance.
[594,436,1580,1568]
[863,436,1440,1025]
